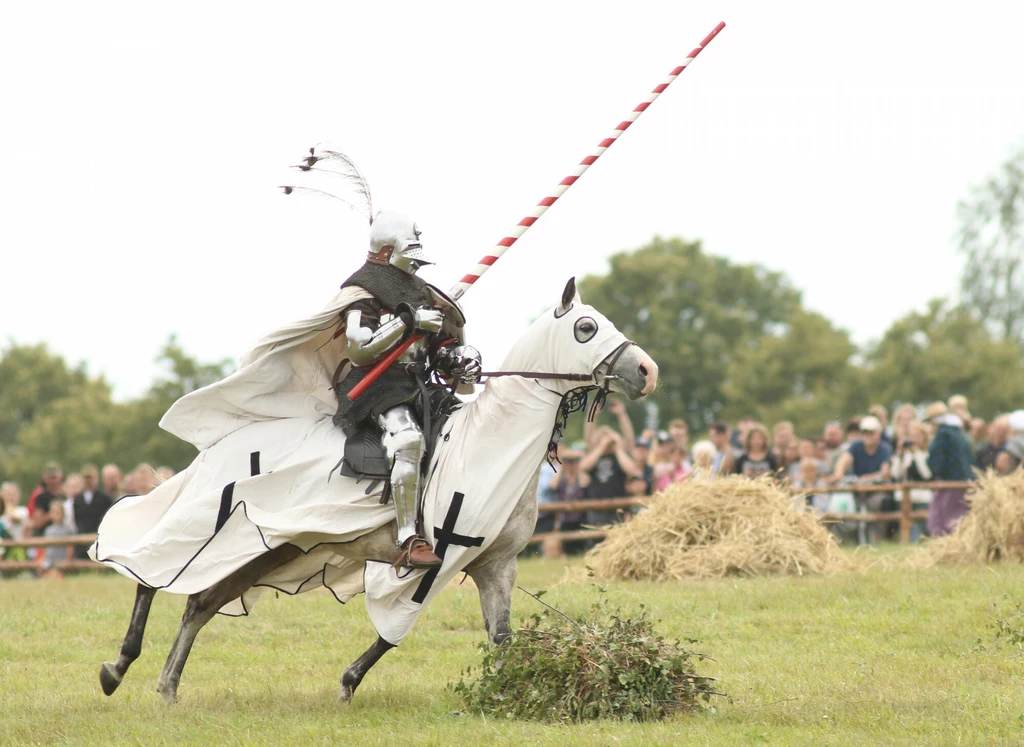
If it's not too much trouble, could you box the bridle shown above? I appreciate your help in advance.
[478,339,637,393]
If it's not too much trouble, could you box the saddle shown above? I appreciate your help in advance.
[338,385,462,502]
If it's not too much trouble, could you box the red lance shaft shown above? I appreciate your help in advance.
[348,21,726,401]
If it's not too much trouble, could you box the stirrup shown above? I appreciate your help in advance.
[395,536,442,570]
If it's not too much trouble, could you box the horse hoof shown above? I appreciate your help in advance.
[157,682,178,706]
[99,662,122,696]
[339,684,353,703]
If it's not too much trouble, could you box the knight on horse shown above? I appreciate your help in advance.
[332,210,482,569]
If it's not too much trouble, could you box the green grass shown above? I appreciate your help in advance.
[3,551,1024,746]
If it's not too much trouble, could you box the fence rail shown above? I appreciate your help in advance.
[0,481,975,570]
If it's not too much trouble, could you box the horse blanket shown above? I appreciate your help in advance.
[91,289,550,645]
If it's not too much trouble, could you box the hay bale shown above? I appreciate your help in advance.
[911,472,1024,568]
[588,476,853,581]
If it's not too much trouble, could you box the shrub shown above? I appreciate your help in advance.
[451,589,720,722]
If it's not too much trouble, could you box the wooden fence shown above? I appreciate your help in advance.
[0,480,974,572]
[527,481,974,547]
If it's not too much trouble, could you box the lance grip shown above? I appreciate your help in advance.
[345,336,420,401]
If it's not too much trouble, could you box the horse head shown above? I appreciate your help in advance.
[500,277,658,401]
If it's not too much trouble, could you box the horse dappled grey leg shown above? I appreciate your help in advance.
[100,584,156,696]
[469,559,517,645]
[156,544,302,704]
[339,636,395,703]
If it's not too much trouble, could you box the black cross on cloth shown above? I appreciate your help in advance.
[215,451,261,533]
[411,491,484,604]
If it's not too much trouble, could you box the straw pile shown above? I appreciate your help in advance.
[588,476,853,581]
[911,471,1024,568]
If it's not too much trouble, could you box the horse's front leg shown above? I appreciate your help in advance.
[469,557,517,644]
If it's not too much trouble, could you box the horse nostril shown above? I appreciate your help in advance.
[639,364,648,377]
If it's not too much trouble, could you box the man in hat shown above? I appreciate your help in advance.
[830,415,893,544]
[924,401,974,536]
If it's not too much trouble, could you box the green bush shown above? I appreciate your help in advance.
[451,590,720,722]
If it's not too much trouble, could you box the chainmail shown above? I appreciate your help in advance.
[340,262,434,312]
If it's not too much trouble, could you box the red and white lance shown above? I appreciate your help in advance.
[348,21,726,401]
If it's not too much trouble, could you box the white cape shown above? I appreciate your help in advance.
[91,288,550,644]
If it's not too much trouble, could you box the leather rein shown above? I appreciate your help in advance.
[477,339,637,389]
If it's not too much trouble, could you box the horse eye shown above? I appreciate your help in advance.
[574,317,598,343]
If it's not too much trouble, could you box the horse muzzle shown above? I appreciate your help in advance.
[597,343,659,399]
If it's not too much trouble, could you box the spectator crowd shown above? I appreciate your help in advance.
[0,462,174,577]
[535,394,1024,553]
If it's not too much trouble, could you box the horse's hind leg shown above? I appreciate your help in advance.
[100,584,156,695]
[340,636,394,703]
[156,544,302,705]
[469,557,517,645]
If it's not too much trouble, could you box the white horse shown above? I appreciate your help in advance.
[96,277,658,703]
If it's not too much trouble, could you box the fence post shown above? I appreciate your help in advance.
[899,485,912,544]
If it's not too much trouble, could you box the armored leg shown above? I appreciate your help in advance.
[378,405,442,568]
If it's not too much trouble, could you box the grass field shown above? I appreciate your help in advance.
[4,549,1024,746]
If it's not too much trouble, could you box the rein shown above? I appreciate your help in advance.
[477,339,637,386]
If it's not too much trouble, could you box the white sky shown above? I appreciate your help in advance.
[2,1,1022,400]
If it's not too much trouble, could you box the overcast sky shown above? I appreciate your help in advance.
[2,1,1022,400]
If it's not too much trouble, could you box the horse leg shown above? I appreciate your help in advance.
[156,544,302,704]
[469,557,517,645]
[99,583,156,695]
[339,636,395,703]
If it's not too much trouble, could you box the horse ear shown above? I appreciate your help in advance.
[559,277,576,310]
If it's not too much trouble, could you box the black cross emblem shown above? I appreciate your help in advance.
[411,491,484,604]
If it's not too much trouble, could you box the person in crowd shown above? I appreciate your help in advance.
[708,422,736,475]
[585,398,636,454]
[891,404,916,447]
[891,421,933,541]
[0,482,29,562]
[667,418,690,454]
[733,424,779,479]
[1000,410,1024,473]
[689,440,717,481]
[791,456,828,513]
[549,448,590,555]
[868,405,893,449]
[39,501,74,578]
[102,463,124,500]
[654,443,691,491]
[976,415,1009,471]
[625,472,649,500]
[61,472,84,530]
[822,422,846,469]
[948,395,972,429]
[796,439,828,476]
[771,421,795,463]
[72,464,114,559]
[779,440,801,481]
[581,427,637,531]
[830,415,892,544]
[29,462,63,530]
[730,415,756,453]
[127,464,159,496]
[969,418,988,449]
[631,436,655,494]
[156,466,176,484]
[924,401,974,536]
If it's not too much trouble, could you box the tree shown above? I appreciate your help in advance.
[957,146,1024,341]
[721,309,862,434]
[862,298,1024,418]
[0,336,233,494]
[577,236,802,432]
